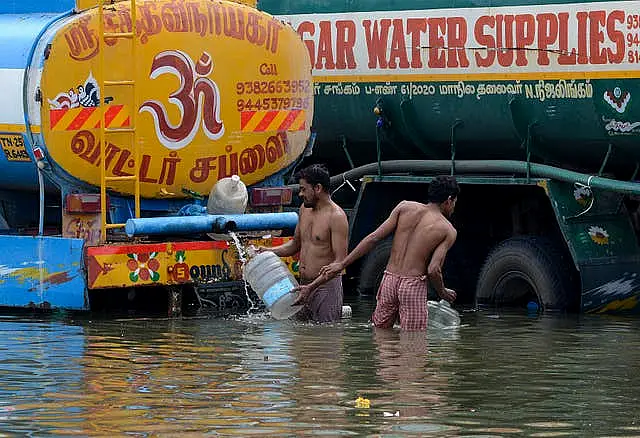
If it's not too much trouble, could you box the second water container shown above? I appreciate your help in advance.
[427,299,461,329]
[207,174,248,215]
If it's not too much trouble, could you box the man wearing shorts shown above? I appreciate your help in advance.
[259,164,348,323]
[320,175,459,331]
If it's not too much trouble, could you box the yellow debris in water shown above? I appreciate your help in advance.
[355,396,370,409]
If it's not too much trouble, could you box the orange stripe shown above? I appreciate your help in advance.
[49,109,67,129]
[66,107,96,131]
[241,111,256,130]
[172,241,230,251]
[83,108,102,130]
[277,110,301,132]
[104,105,122,127]
[254,111,278,132]
[86,243,167,256]
[108,106,129,128]
[289,111,306,131]
[52,108,82,131]
[266,111,289,132]
[241,111,264,132]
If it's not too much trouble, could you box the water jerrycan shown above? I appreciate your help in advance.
[207,175,248,215]
[243,250,303,320]
[427,299,461,329]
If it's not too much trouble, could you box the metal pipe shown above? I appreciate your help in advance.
[212,213,298,233]
[37,169,44,236]
[125,212,298,237]
[291,160,640,196]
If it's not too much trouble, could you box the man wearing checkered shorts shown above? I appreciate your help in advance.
[320,175,459,331]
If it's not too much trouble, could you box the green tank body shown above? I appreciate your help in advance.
[259,0,640,176]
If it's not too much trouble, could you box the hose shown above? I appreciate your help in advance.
[288,160,640,196]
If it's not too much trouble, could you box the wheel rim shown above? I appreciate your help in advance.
[494,270,540,308]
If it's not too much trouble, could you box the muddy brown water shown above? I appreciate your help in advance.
[0,298,639,436]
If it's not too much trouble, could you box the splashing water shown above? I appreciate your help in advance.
[229,231,259,314]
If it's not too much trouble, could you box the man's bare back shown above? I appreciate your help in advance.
[320,175,459,305]
[385,201,456,277]
[297,201,348,282]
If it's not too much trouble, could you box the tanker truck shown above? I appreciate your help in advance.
[0,0,313,314]
[259,0,640,313]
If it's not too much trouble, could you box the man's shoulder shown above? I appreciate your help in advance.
[396,200,427,217]
[399,200,426,210]
[439,217,457,238]
[329,202,348,225]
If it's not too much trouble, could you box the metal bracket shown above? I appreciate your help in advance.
[339,135,355,170]
[450,119,463,175]
[525,122,538,183]
[598,144,613,176]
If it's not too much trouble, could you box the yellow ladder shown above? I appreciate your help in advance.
[97,0,140,242]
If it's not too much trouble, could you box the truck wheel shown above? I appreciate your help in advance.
[357,238,393,296]
[475,236,575,311]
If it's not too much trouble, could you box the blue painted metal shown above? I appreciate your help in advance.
[125,212,299,237]
[0,1,74,14]
[0,13,65,194]
[0,14,60,69]
[0,235,87,310]
[0,134,40,192]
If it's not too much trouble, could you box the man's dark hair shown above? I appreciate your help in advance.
[428,175,460,203]
[295,164,330,192]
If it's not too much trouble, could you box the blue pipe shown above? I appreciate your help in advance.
[125,212,298,237]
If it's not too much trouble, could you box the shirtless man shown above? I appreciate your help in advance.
[259,164,348,323]
[320,175,459,331]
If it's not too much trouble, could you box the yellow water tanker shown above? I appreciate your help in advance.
[38,0,313,198]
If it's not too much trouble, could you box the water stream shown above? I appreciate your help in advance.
[229,231,259,314]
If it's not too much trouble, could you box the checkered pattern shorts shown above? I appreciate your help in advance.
[371,270,428,331]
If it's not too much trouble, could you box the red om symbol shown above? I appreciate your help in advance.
[140,50,224,150]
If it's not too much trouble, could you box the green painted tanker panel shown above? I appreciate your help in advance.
[259,0,640,176]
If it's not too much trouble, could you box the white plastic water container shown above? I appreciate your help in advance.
[428,299,461,329]
[243,251,303,320]
[207,174,248,215]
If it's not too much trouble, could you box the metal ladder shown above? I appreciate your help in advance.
[97,0,140,242]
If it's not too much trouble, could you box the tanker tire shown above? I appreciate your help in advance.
[357,238,393,296]
[475,236,575,312]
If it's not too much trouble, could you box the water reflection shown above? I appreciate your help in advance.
[0,308,639,435]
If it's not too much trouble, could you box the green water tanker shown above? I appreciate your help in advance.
[259,0,640,314]
[260,0,640,175]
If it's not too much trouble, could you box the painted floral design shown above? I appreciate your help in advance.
[588,226,610,245]
[127,252,160,282]
[604,87,631,113]
[574,186,593,207]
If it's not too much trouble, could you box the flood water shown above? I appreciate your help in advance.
[1,298,640,436]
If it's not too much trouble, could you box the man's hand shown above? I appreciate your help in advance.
[319,261,344,279]
[440,287,456,303]
[291,284,314,306]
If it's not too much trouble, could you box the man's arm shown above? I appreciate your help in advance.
[319,201,404,278]
[427,226,457,302]
[260,207,302,257]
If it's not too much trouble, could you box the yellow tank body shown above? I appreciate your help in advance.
[40,0,313,198]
